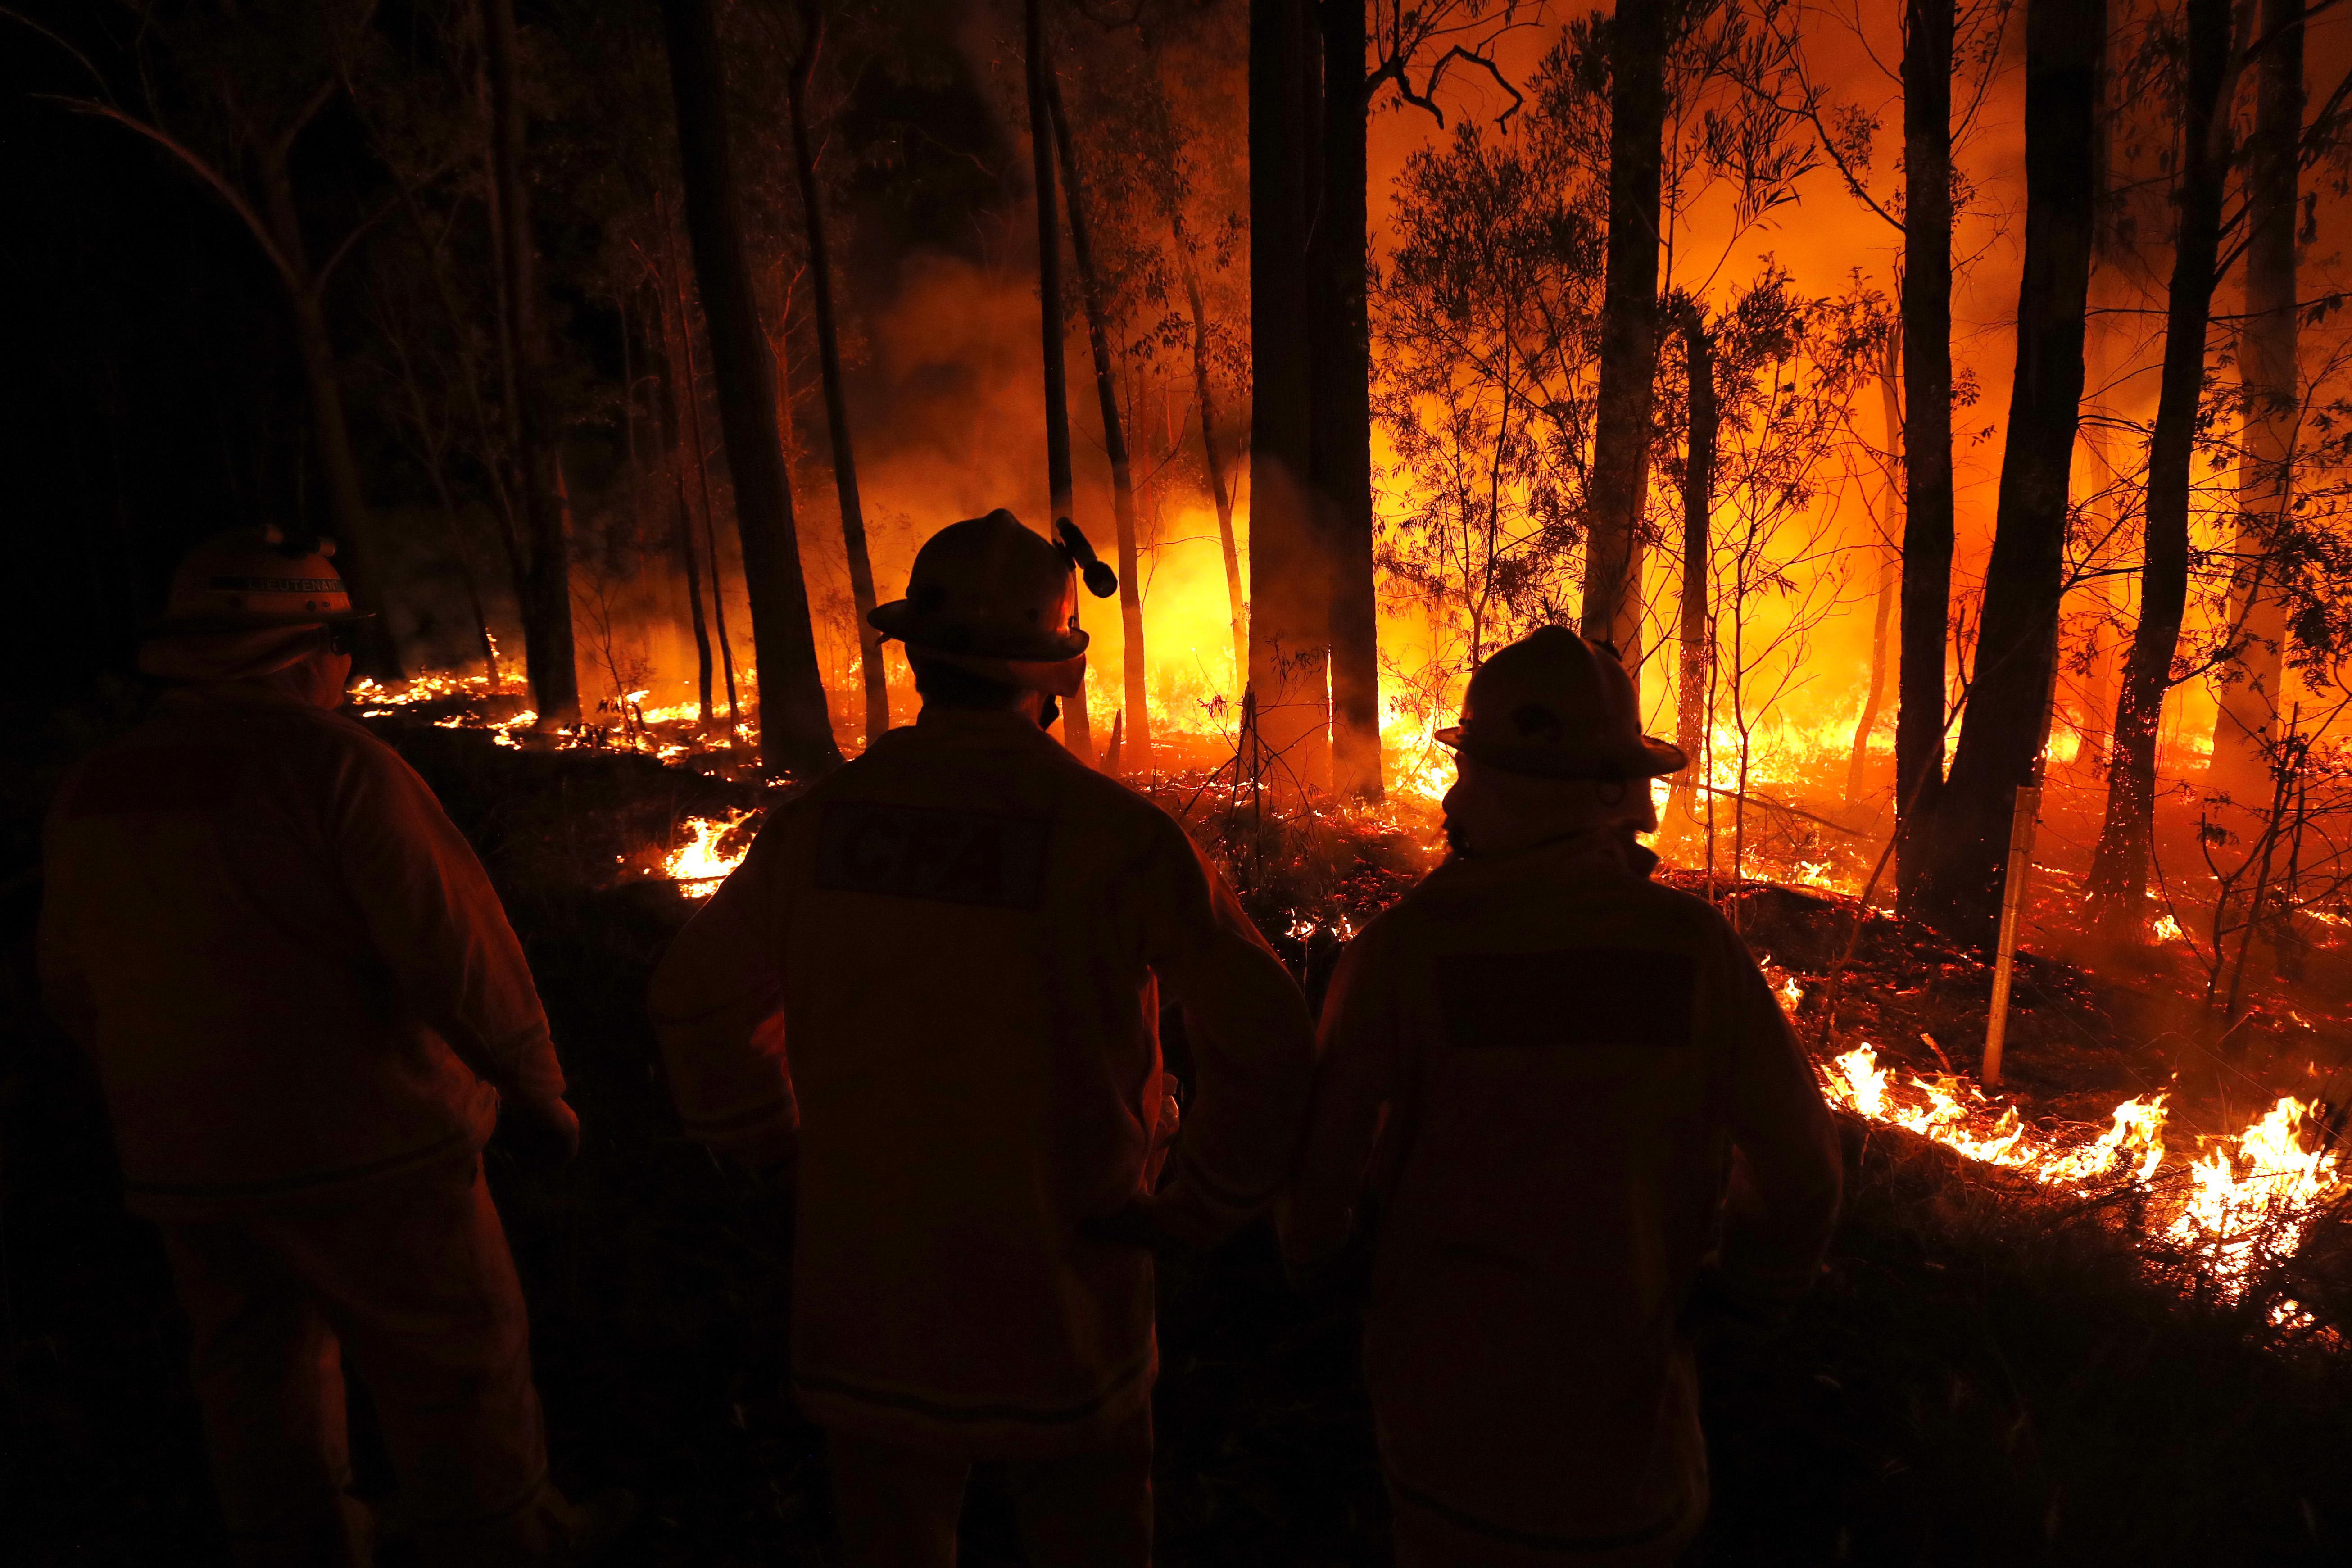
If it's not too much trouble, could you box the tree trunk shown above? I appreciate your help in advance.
[661,0,843,775]
[253,144,401,678]
[484,0,579,725]
[1246,0,1329,792]
[1847,335,1903,810]
[2210,0,2303,794]
[1317,0,1382,801]
[1047,73,1150,776]
[2088,0,2245,928]
[1025,0,1096,765]
[789,1,890,749]
[1895,0,1957,913]
[1172,209,1247,685]
[652,274,717,725]
[1672,299,1714,828]
[1922,0,2106,940]
[663,214,739,726]
[1580,0,1671,677]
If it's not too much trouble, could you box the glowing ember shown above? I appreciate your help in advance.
[663,810,756,897]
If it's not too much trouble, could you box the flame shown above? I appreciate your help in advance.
[663,810,755,897]
[1822,1042,2345,1300]
[2160,1097,2346,1292]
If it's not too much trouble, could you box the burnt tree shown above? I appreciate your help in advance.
[2210,0,2305,794]
[484,0,580,725]
[65,41,399,675]
[661,0,842,774]
[788,0,890,749]
[1923,0,2105,938]
[1171,205,1247,684]
[1317,0,1383,800]
[2088,0,2244,934]
[1027,0,1095,764]
[1047,73,1150,776]
[1580,0,1672,675]
[1248,0,1331,790]
[1848,330,1903,811]
[647,266,717,725]
[1672,296,1716,825]
[1894,0,1956,913]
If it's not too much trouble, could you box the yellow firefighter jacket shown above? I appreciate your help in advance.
[37,684,565,1220]
[648,706,1316,1457]
[1282,834,1841,1555]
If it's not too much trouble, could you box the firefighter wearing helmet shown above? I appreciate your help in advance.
[1282,626,1841,1567]
[651,510,1315,1567]
[37,529,631,1566]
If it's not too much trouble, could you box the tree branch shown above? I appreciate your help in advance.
[41,95,301,294]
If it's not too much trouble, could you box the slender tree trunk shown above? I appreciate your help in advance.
[1847,335,1904,809]
[1026,0,1095,764]
[1247,0,1329,790]
[1895,0,1957,913]
[788,1,890,748]
[1923,0,2106,940]
[652,273,717,724]
[1172,209,1247,685]
[1317,0,1382,800]
[1672,299,1715,827]
[663,215,739,725]
[2087,0,2241,934]
[254,145,400,677]
[1047,73,1150,775]
[662,0,843,775]
[485,0,579,725]
[2211,0,2303,793]
[1580,0,1671,678]
[663,228,734,729]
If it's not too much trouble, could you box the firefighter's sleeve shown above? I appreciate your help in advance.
[1279,918,1404,1274]
[331,738,567,1107]
[1709,920,1842,1323]
[647,822,798,1171]
[1137,819,1317,1247]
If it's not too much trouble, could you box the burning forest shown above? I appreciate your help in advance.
[13,0,2352,1562]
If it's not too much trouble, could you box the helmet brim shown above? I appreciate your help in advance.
[1435,726,1688,780]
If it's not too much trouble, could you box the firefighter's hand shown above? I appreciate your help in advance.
[495,1093,581,1167]
[1080,1196,1194,1257]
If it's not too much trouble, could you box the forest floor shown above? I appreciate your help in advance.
[7,717,2352,1565]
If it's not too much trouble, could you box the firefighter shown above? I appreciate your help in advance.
[650,509,1316,1568]
[1282,626,1842,1568]
[37,529,631,1567]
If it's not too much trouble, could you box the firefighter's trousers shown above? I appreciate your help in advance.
[158,1160,561,1568]
[825,1407,1152,1568]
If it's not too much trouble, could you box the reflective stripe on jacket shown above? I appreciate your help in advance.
[37,685,563,1219]
[1282,836,1841,1551]
[650,707,1316,1457]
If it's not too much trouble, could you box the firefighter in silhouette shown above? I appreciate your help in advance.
[1282,627,1842,1568]
[651,509,1315,1568]
[38,529,632,1567]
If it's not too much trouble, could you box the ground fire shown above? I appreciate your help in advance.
[15,0,2352,1562]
